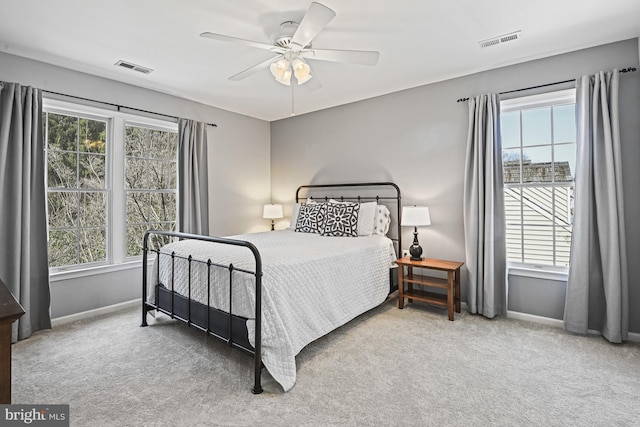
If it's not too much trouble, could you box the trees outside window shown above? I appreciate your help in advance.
[45,112,108,267]
[125,125,177,256]
[44,102,178,270]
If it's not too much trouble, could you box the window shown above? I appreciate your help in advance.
[44,111,108,267]
[44,100,178,271]
[500,89,576,269]
[125,125,178,256]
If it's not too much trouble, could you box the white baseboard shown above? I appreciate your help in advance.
[507,310,564,328]
[51,299,141,327]
[507,310,640,343]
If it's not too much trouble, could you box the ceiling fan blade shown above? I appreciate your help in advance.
[229,55,282,81]
[302,48,380,66]
[290,2,336,51]
[200,32,278,52]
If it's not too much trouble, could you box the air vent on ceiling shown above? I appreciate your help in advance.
[478,31,522,49]
[114,60,153,74]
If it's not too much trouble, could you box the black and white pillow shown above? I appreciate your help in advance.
[294,202,326,234]
[321,202,360,237]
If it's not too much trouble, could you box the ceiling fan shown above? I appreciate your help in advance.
[200,2,380,86]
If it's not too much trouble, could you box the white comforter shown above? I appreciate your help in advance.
[149,230,396,391]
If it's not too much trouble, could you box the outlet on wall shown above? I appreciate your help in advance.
[402,249,409,258]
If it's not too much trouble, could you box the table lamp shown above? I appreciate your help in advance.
[401,206,431,260]
[263,204,283,231]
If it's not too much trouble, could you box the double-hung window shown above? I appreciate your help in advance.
[500,89,576,271]
[44,100,178,272]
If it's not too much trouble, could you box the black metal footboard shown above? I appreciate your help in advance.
[140,230,264,394]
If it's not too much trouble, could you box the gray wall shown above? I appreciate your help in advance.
[271,38,640,333]
[0,52,272,318]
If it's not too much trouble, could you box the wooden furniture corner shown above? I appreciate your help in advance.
[396,256,464,321]
[0,278,25,404]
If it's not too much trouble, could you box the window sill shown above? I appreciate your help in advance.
[50,259,152,282]
[508,265,568,282]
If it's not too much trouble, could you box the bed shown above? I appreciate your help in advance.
[141,182,402,393]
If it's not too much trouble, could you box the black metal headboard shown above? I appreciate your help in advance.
[295,182,402,254]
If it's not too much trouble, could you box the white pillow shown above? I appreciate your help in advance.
[289,203,301,230]
[372,204,391,236]
[357,202,376,236]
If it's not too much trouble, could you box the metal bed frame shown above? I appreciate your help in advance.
[140,182,401,394]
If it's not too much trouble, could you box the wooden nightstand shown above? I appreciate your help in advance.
[396,256,464,321]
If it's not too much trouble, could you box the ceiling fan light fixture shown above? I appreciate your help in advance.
[270,59,292,85]
[292,58,312,85]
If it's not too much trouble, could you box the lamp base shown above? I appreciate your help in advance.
[409,228,423,260]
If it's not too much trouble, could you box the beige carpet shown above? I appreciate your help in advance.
[12,299,640,426]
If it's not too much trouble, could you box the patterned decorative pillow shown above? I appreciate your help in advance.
[321,202,360,237]
[294,202,326,234]
[372,204,391,236]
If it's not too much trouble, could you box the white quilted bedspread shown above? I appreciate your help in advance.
[149,230,396,391]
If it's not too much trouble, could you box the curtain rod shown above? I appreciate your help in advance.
[42,89,218,127]
[456,66,637,103]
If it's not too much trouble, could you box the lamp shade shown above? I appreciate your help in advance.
[401,206,431,227]
[263,204,284,219]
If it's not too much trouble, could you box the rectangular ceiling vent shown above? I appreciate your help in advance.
[478,31,522,49]
[115,60,153,74]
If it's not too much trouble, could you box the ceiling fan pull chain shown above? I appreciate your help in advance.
[290,82,296,117]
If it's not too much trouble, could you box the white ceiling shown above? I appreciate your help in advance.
[1,0,638,121]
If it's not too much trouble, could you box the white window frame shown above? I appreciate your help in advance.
[500,88,576,278]
[43,98,178,279]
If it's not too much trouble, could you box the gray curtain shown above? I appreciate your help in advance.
[463,94,507,318]
[178,119,209,235]
[0,81,51,341]
[564,70,628,343]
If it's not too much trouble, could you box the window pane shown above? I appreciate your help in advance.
[501,111,520,149]
[149,160,172,189]
[554,186,574,226]
[47,150,77,188]
[127,192,149,224]
[505,224,523,263]
[149,129,177,160]
[553,105,576,143]
[125,158,147,189]
[555,227,572,267]
[79,153,106,188]
[47,113,77,151]
[80,192,106,227]
[125,126,148,157]
[48,191,78,228]
[168,161,177,188]
[522,225,555,266]
[521,187,554,226]
[150,192,176,222]
[554,185,574,267]
[521,146,552,183]
[126,224,148,257]
[503,148,521,183]
[79,228,107,264]
[522,107,551,146]
[78,118,107,153]
[554,144,576,182]
[48,229,78,267]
